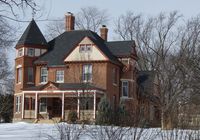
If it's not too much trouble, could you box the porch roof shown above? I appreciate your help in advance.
[23,82,105,92]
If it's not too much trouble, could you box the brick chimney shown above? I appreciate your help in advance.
[65,12,75,31]
[100,25,108,41]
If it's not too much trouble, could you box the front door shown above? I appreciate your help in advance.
[52,98,62,117]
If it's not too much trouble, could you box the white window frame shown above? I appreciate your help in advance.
[56,70,64,83]
[17,67,22,84]
[122,81,129,97]
[79,44,92,53]
[82,64,92,82]
[39,98,47,113]
[16,96,21,113]
[18,48,23,57]
[40,67,48,84]
[27,48,35,57]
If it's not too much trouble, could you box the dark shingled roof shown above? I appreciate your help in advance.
[16,19,48,47]
[106,40,136,57]
[34,30,121,66]
[23,82,105,91]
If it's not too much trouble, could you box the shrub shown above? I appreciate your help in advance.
[68,110,78,123]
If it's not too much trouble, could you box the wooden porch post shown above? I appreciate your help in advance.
[77,91,80,119]
[35,92,38,119]
[93,91,96,119]
[21,93,24,119]
[62,92,65,120]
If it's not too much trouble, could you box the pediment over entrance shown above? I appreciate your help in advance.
[42,81,59,91]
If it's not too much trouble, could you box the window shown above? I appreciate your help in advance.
[79,44,92,53]
[39,98,47,112]
[122,81,129,97]
[40,67,48,83]
[18,48,23,57]
[27,48,34,56]
[17,67,22,83]
[56,70,64,83]
[112,68,117,84]
[15,96,21,113]
[82,64,92,82]
[28,67,33,83]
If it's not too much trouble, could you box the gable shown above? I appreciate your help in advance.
[64,37,108,62]
[42,82,59,91]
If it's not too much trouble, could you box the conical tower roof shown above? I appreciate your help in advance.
[16,19,48,47]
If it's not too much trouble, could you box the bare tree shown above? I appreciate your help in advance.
[45,6,109,40]
[114,11,192,129]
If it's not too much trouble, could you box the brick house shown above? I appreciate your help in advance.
[14,13,160,124]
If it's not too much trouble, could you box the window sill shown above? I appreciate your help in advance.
[27,82,34,84]
[39,82,47,85]
[16,82,21,85]
[56,81,64,83]
[39,112,48,114]
[15,112,21,114]
[113,83,118,86]
[120,97,133,100]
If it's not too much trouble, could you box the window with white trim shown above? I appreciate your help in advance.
[39,98,47,112]
[122,81,129,97]
[40,67,48,83]
[82,64,92,82]
[56,70,64,83]
[17,67,22,83]
[15,96,21,113]
[79,44,92,53]
[27,67,33,83]
[18,48,23,57]
[27,48,35,56]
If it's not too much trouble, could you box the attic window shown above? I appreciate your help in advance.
[27,48,35,56]
[79,44,92,53]
[18,48,23,57]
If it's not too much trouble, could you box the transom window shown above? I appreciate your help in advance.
[27,48,35,56]
[56,70,64,83]
[39,98,47,112]
[122,81,129,97]
[79,44,92,53]
[15,96,21,113]
[82,64,92,82]
[40,67,48,83]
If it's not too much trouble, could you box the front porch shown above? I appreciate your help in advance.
[20,89,103,122]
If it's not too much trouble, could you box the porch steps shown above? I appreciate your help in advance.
[36,117,61,124]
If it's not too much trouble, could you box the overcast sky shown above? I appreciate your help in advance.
[9,0,200,64]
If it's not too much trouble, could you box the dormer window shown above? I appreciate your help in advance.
[27,48,35,56]
[79,44,92,53]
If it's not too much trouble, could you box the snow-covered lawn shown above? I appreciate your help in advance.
[0,122,200,140]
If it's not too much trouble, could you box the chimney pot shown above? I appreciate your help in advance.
[65,12,75,31]
[100,25,108,41]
